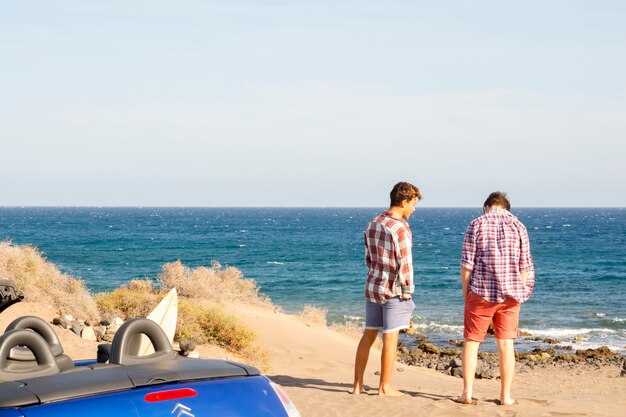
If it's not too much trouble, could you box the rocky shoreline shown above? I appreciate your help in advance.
[397,337,626,379]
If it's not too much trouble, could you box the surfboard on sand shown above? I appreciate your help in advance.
[127,287,178,356]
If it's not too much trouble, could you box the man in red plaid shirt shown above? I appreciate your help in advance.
[457,192,535,406]
[351,182,422,397]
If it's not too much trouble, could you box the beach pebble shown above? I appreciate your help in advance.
[81,326,97,342]
[53,316,70,329]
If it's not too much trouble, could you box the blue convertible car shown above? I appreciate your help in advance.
[0,281,301,417]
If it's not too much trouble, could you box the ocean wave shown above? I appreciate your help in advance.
[523,327,617,338]
[239,244,246,248]
[581,312,607,318]
[266,261,285,265]
[413,322,464,333]
[611,317,626,323]
[343,315,363,321]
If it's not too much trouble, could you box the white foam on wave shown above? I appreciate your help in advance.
[524,327,617,338]
[266,261,285,265]
[612,317,626,323]
[413,322,464,333]
[343,315,363,321]
[562,224,572,227]
[582,312,607,318]
[239,244,246,248]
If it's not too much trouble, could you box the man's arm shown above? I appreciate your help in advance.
[460,223,476,300]
[395,228,414,299]
[461,268,472,300]
[517,222,534,288]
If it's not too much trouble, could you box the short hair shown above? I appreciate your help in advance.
[483,191,511,211]
[390,182,422,207]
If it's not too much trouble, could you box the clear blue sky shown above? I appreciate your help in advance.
[1,1,625,207]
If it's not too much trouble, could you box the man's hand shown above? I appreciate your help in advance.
[401,293,412,301]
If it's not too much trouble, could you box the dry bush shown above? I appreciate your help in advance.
[177,298,255,352]
[0,241,99,320]
[297,305,327,327]
[96,279,262,361]
[95,280,160,320]
[158,260,272,307]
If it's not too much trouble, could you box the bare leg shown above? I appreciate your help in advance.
[496,338,516,405]
[458,339,480,404]
[351,329,378,394]
[379,331,403,396]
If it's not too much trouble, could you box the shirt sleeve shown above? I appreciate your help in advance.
[395,226,414,294]
[460,221,477,271]
[364,233,371,267]
[517,222,533,272]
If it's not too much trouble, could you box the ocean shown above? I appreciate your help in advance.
[1,207,625,354]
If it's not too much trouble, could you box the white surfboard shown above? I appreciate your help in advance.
[128,287,178,356]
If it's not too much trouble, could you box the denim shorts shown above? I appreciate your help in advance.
[365,296,415,334]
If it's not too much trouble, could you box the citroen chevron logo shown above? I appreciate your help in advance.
[171,402,194,417]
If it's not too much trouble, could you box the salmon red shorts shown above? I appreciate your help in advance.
[464,292,521,341]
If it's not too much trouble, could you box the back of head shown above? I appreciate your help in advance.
[483,191,511,211]
[390,182,422,207]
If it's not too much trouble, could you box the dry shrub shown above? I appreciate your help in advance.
[0,241,99,320]
[297,305,327,327]
[158,260,272,307]
[176,298,255,352]
[95,280,160,320]
[96,279,262,361]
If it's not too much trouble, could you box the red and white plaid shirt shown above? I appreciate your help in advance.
[364,211,414,304]
[461,208,535,303]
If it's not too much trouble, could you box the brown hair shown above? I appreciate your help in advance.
[483,191,511,211]
[390,182,422,207]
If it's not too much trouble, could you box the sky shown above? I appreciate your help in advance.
[1,0,625,207]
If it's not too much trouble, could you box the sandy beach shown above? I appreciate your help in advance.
[2,301,624,417]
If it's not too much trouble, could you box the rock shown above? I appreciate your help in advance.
[399,345,409,355]
[449,339,464,347]
[419,342,441,355]
[53,316,70,329]
[451,367,463,378]
[71,323,84,336]
[81,326,97,342]
[100,333,113,343]
[100,319,111,327]
[112,317,124,327]
[179,339,197,353]
[450,358,463,368]
[186,351,200,358]
[518,330,533,337]
[84,319,95,327]
[409,348,423,358]
[93,326,107,341]
[477,366,497,379]
[573,336,588,342]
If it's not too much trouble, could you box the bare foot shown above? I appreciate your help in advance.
[455,394,477,405]
[498,398,516,406]
[378,387,404,397]
[350,385,364,395]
